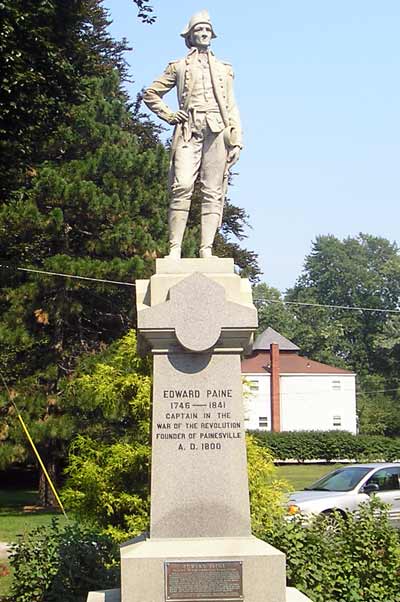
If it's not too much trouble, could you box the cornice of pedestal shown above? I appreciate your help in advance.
[136,263,257,356]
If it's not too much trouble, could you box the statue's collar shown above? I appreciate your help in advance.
[187,48,214,57]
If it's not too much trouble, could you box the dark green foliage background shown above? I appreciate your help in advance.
[0,0,259,502]
[254,233,400,436]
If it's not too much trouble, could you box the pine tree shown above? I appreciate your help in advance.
[0,0,134,199]
[0,70,169,503]
[0,0,260,504]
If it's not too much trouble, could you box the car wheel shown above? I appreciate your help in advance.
[319,509,346,534]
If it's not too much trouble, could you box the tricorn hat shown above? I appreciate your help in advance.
[180,10,217,40]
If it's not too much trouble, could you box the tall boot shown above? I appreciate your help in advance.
[167,209,189,259]
[199,212,220,258]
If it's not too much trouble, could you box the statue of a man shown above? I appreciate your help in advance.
[143,10,242,258]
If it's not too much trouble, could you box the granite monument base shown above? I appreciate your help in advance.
[86,586,312,602]
[120,536,286,602]
[87,535,311,602]
[86,259,312,602]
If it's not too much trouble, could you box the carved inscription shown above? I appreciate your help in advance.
[155,388,242,452]
[165,561,243,601]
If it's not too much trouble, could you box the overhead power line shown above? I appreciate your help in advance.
[1,263,400,314]
[0,264,136,287]
[254,297,400,315]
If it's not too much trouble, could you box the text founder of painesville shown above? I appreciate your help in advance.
[143,10,242,259]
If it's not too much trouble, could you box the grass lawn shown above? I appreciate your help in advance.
[0,488,68,599]
[275,462,344,490]
[0,510,68,543]
[0,489,68,543]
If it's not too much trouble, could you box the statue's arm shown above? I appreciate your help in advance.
[226,66,243,150]
[143,63,178,125]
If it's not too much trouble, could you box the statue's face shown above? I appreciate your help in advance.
[190,23,213,49]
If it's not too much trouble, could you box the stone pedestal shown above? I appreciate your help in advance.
[87,258,312,602]
[121,537,285,602]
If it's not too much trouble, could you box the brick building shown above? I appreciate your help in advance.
[241,328,357,433]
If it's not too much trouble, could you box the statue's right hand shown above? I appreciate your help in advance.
[170,110,189,125]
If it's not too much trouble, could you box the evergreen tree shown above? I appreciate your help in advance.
[0,71,169,502]
[0,0,260,503]
[0,0,133,199]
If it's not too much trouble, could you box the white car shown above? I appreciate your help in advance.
[287,463,400,528]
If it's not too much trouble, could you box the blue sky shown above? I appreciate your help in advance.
[103,1,400,291]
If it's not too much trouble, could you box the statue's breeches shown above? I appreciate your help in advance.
[170,115,226,216]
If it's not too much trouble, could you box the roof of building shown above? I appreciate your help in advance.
[252,327,300,352]
[241,350,354,375]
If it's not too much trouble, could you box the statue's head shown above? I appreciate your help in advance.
[181,10,217,49]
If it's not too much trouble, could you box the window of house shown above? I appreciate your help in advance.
[332,380,341,391]
[259,416,268,428]
[249,380,259,392]
[333,415,342,427]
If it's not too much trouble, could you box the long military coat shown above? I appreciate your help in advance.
[143,48,242,150]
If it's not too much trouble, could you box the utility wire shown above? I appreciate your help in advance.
[1,263,400,314]
[356,387,400,395]
[0,264,136,287]
[254,298,400,315]
[244,382,400,398]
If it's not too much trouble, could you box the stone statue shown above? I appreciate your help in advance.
[143,10,242,259]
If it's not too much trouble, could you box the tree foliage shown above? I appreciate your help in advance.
[255,234,400,434]
[0,0,132,199]
[62,330,151,541]
[0,68,168,501]
[0,0,166,502]
[288,234,400,368]
[0,0,260,501]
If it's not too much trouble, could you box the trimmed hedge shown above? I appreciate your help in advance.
[250,430,400,462]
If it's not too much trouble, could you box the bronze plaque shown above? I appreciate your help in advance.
[165,561,243,601]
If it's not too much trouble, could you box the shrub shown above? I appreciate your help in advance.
[9,519,119,602]
[62,436,150,542]
[246,434,289,536]
[251,430,400,462]
[264,499,400,602]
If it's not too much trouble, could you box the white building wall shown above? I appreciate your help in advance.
[242,373,357,434]
[243,374,271,431]
[280,374,357,433]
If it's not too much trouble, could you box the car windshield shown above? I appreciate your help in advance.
[305,467,372,492]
